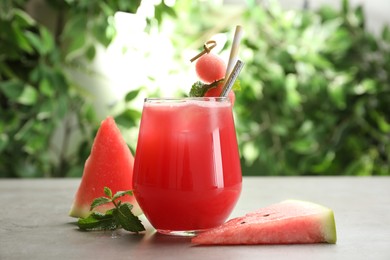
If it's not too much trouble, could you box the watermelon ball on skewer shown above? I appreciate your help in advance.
[195,52,235,104]
[195,52,226,84]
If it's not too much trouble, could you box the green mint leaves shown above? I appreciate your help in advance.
[232,79,241,92]
[78,210,117,230]
[189,79,223,97]
[189,79,241,97]
[77,187,145,233]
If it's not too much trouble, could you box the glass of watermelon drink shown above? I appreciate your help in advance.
[133,97,242,236]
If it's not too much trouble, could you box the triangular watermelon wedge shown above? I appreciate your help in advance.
[192,200,337,245]
[69,117,141,218]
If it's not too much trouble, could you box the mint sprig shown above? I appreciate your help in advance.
[189,79,241,97]
[189,79,223,97]
[77,187,145,233]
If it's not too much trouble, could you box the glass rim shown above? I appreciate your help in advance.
[144,97,230,103]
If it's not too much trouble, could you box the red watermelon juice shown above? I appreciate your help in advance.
[133,97,242,235]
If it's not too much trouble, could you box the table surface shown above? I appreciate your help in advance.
[1,177,389,260]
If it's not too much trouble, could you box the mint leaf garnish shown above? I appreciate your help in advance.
[232,79,241,91]
[78,211,118,231]
[189,81,207,97]
[189,79,224,97]
[112,190,133,201]
[189,79,240,97]
[104,187,113,198]
[90,197,111,210]
[113,203,145,232]
[77,187,145,233]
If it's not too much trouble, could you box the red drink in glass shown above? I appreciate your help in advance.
[133,97,242,235]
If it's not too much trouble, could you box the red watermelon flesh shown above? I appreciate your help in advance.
[191,200,337,245]
[69,117,141,218]
[195,53,226,84]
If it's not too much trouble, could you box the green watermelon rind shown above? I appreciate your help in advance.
[324,210,337,244]
[282,200,337,244]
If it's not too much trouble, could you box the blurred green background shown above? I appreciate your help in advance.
[1,0,389,178]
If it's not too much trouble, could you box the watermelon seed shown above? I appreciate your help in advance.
[240,221,246,224]
[263,214,270,217]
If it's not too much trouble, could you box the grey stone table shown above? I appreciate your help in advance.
[1,177,389,260]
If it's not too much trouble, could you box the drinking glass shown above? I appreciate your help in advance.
[133,97,242,236]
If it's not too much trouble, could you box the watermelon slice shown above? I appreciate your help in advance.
[191,200,337,245]
[69,117,141,218]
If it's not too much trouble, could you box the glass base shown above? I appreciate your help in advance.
[156,229,200,237]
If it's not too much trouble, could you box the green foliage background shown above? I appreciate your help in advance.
[0,0,143,177]
[236,2,390,175]
[0,0,389,177]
